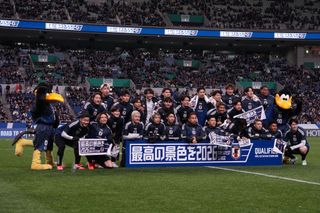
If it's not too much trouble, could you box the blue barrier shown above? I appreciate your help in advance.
[0,19,320,40]
[0,122,27,138]
[125,139,282,167]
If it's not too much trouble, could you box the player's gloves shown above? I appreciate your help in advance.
[72,136,80,141]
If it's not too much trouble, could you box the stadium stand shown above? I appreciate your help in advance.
[0,44,319,123]
[1,0,319,30]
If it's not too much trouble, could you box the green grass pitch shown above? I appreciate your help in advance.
[0,138,319,213]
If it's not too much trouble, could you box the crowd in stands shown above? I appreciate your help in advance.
[65,86,90,115]
[1,0,320,30]
[0,101,8,121]
[0,44,319,124]
[4,88,73,123]
[0,0,14,19]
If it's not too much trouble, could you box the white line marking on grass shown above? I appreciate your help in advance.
[207,166,320,186]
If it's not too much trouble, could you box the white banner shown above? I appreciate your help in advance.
[234,106,266,126]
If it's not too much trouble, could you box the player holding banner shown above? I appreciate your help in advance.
[86,112,114,169]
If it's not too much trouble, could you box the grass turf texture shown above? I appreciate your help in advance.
[0,138,319,213]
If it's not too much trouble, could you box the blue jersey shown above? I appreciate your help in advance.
[102,95,114,111]
[222,94,239,110]
[241,97,262,111]
[164,122,182,140]
[31,104,58,127]
[113,102,134,124]
[176,105,194,125]
[88,122,113,143]
[258,94,274,125]
[181,122,206,143]
[195,99,213,126]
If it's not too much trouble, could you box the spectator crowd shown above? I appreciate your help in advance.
[1,0,319,30]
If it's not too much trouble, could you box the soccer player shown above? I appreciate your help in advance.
[86,112,113,169]
[83,92,106,121]
[247,119,272,140]
[284,119,310,166]
[209,90,224,108]
[107,105,124,167]
[164,113,181,140]
[241,87,262,111]
[122,111,144,167]
[190,87,214,126]
[157,97,176,122]
[142,88,158,124]
[207,103,228,127]
[181,112,206,144]
[268,121,283,139]
[156,88,175,109]
[112,90,133,123]
[203,116,226,138]
[132,97,146,124]
[100,83,114,111]
[222,84,239,110]
[175,95,194,125]
[144,112,166,142]
[227,100,245,121]
[258,86,274,126]
[55,111,90,170]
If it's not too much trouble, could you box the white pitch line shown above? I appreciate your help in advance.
[207,166,320,186]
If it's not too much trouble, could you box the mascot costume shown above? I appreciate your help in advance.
[12,83,64,170]
[273,88,302,133]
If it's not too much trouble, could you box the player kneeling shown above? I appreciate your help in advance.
[86,112,114,170]
[283,119,310,166]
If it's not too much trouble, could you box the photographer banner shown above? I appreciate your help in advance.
[125,139,282,168]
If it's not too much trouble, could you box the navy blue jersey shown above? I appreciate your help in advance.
[175,105,194,125]
[157,107,175,122]
[164,122,182,140]
[144,122,166,141]
[107,114,124,143]
[112,102,134,124]
[61,120,89,139]
[123,121,144,138]
[207,109,228,125]
[84,102,106,122]
[195,99,214,126]
[227,108,245,120]
[181,122,206,143]
[88,122,113,143]
[269,129,283,139]
[102,95,114,111]
[284,127,309,149]
[31,104,58,127]
[258,94,274,125]
[241,97,262,111]
[247,126,271,140]
[222,94,239,109]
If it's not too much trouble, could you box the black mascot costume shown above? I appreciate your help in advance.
[272,88,302,133]
[13,83,64,170]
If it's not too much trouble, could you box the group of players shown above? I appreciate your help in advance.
[51,83,310,170]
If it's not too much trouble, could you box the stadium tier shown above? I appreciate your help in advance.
[0,45,319,124]
[0,0,320,30]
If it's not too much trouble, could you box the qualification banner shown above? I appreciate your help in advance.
[125,139,282,168]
